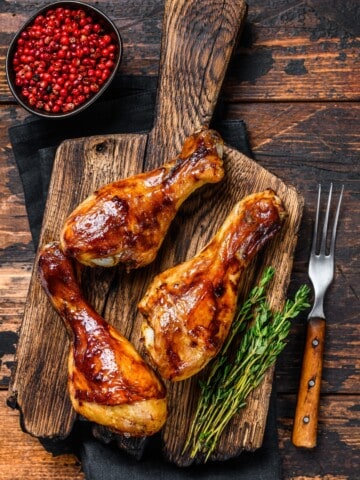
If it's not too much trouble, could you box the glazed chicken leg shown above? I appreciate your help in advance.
[38,242,167,436]
[60,127,224,269]
[138,189,287,381]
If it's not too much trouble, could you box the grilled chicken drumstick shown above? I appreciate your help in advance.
[38,242,167,436]
[60,127,224,269]
[139,189,287,381]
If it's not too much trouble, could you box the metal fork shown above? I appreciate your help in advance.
[292,183,344,448]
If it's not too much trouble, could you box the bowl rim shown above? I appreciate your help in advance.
[6,0,123,119]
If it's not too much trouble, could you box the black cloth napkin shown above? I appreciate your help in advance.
[9,75,281,480]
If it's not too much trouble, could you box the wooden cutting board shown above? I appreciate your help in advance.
[8,0,303,467]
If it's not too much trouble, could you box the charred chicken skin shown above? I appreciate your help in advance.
[138,189,287,381]
[38,242,167,436]
[60,127,224,269]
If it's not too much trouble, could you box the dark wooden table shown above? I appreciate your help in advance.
[0,1,359,479]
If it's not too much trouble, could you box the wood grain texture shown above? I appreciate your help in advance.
[278,394,360,480]
[224,0,360,102]
[146,0,247,162]
[0,265,30,387]
[0,391,83,480]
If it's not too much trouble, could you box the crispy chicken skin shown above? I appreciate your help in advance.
[138,189,287,381]
[60,127,224,270]
[38,242,167,436]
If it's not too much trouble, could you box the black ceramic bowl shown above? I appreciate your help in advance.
[6,1,122,119]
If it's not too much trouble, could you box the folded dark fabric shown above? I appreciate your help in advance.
[9,74,281,480]
[80,387,280,480]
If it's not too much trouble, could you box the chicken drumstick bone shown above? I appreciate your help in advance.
[38,242,167,436]
[139,189,287,381]
[60,127,224,269]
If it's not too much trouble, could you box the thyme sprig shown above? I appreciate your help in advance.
[183,267,310,462]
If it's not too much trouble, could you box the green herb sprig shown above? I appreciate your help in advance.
[183,267,310,462]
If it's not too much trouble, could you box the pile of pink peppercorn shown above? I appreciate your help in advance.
[12,6,118,114]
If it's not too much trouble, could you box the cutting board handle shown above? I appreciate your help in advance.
[146,0,247,166]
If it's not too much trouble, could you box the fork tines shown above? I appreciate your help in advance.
[312,183,344,257]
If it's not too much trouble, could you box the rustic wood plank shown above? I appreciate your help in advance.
[0,105,34,264]
[0,265,30,387]
[0,391,83,480]
[226,102,360,167]
[224,0,360,102]
[146,0,247,164]
[1,0,359,103]
[277,394,360,480]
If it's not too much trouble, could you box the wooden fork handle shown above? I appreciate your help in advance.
[292,317,326,448]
